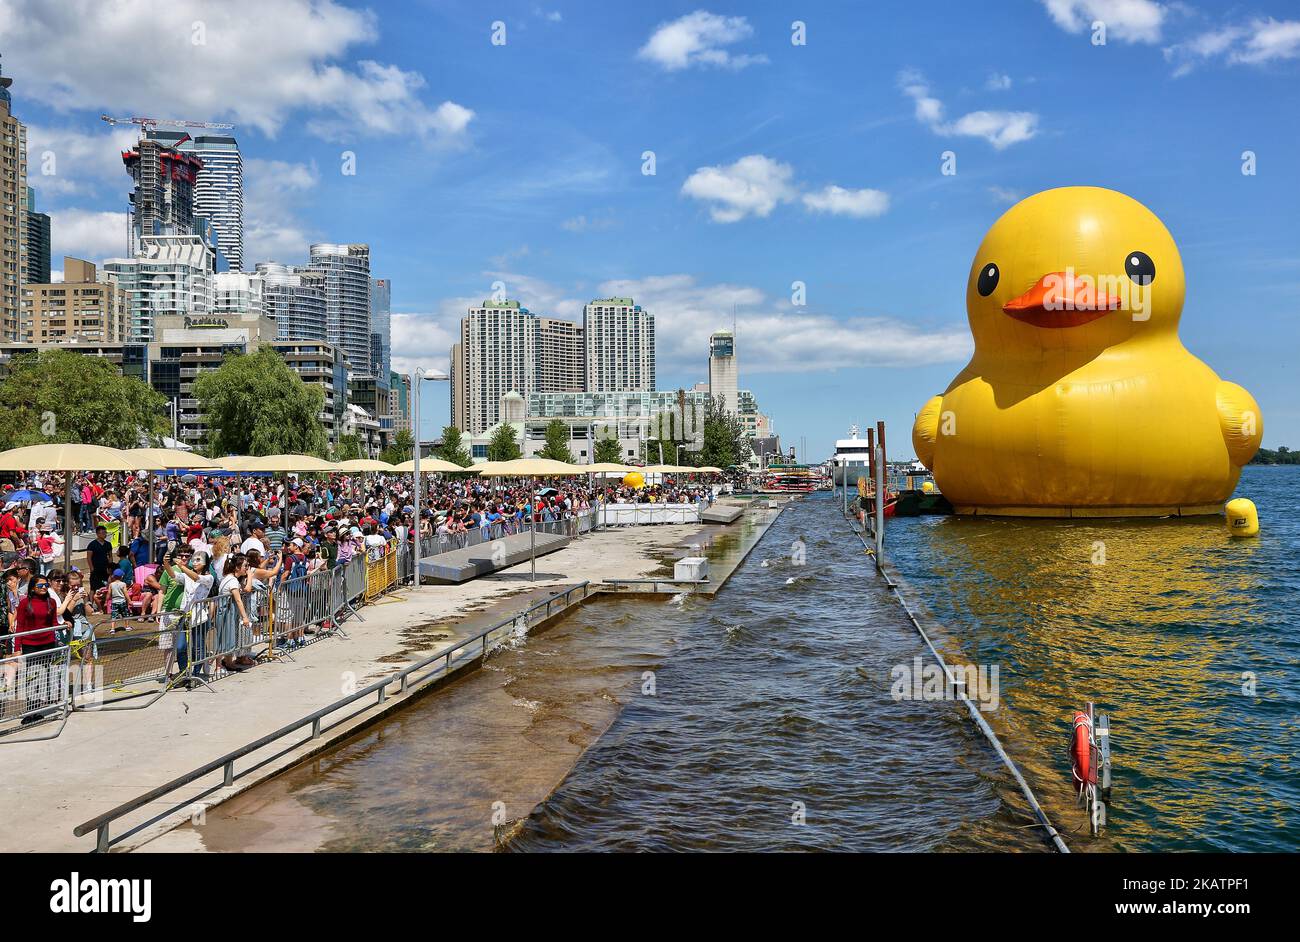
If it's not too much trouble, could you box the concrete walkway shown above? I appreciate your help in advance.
[0,521,706,852]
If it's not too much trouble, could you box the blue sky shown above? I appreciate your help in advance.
[3,0,1298,456]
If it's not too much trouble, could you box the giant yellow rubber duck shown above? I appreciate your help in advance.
[912,186,1262,517]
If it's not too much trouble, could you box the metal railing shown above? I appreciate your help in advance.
[73,581,592,853]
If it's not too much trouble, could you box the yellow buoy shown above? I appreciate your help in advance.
[1224,498,1259,537]
[921,481,935,494]
[623,471,645,490]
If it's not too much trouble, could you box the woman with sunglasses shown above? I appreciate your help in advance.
[14,574,61,725]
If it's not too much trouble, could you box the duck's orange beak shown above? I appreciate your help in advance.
[1002,271,1120,327]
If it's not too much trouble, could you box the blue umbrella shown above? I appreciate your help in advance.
[6,489,52,503]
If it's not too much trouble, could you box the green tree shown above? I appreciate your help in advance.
[193,346,328,457]
[594,430,623,464]
[380,429,414,466]
[536,418,575,462]
[486,423,522,461]
[435,426,473,467]
[0,348,168,449]
[334,434,364,461]
[697,394,751,469]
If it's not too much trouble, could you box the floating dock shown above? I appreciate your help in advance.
[700,504,744,524]
[418,531,572,583]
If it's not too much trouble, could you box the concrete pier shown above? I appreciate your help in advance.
[0,521,712,852]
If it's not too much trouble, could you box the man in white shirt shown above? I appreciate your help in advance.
[240,524,267,557]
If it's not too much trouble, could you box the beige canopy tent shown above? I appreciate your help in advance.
[393,457,467,474]
[235,454,337,474]
[698,466,724,474]
[0,442,172,573]
[215,455,257,471]
[474,458,587,477]
[335,458,396,473]
[123,448,220,471]
[583,463,638,475]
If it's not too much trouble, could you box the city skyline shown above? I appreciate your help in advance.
[3,1,1298,456]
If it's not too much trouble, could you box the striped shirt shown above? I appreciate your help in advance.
[264,527,287,554]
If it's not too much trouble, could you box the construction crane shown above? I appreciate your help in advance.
[100,114,234,131]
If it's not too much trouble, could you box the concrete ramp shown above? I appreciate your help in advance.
[701,504,744,524]
[419,531,573,583]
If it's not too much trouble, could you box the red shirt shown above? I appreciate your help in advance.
[16,594,59,648]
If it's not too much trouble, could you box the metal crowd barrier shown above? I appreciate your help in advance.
[599,503,704,527]
[4,504,625,744]
[364,540,402,602]
[0,628,72,740]
[268,568,344,654]
[420,511,597,558]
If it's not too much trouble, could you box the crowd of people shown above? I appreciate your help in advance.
[1,468,717,651]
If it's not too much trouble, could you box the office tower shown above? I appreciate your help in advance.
[146,130,242,270]
[122,136,204,255]
[212,271,264,318]
[583,297,655,392]
[23,187,49,285]
[308,243,371,377]
[389,371,411,434]
[19,257,128,343]
[371,277,391,390]
[0,54,28,340]
[457,299,538,434]
[537,317,585,392]
[708,328,738,415]
[256,262,327,342]
[451,341,465,432]
[104,234,215,342]
[146,131,244,271]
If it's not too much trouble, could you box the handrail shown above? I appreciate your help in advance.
[73,580,591,852]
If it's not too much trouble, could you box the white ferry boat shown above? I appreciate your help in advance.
[831,425,872,488]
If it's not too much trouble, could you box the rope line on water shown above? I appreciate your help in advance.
[846,514,1071,854]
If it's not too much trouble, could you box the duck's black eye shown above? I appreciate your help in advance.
[1124,251,1155,286]
[976,262,999,297]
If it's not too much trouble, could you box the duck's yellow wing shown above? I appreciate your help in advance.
[1217,381,1264,466]
[912,395,943,469]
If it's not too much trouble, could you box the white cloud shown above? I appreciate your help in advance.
[986,72,1013,91]
[243,158,320,265]
[638,11,768,72]
[988,185,1022,204]
[681,155,889,224]
[561,210,619,233]
[391,312,458,379]
[47,208,130,265]
[0,0,473,145]
[801,185,890,218]
[898,71,1039,150]
[1041,0,1167,44]
[680,155,796,222]
[1234,17,1300,63]
[1165,19,1300,75]
[25,125,138,197]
